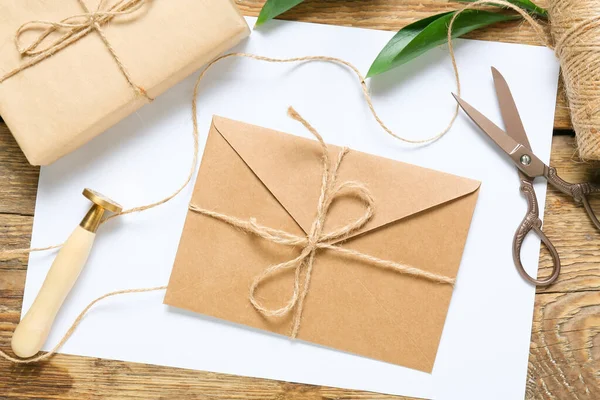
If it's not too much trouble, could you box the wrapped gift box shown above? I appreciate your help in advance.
[0,0,250,165]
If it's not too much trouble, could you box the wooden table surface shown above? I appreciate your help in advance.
[1,1,599,399]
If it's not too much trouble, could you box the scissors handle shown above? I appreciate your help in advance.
[513,179,561,286]
[545,167,600,230]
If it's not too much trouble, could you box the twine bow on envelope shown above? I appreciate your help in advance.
[188,107,455,338]
[0,0,152,100]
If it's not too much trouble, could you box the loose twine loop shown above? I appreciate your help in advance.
[0,1,555,362]
[189,107,454,339]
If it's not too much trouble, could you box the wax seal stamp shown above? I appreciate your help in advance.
[11,189,121,358]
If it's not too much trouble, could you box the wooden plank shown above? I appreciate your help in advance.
[0,124,39,216]
[536,134,600,294]
[527,291,600,400]
[1,354,420,400]
[0,213,33,273]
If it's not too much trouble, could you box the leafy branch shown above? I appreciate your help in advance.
[255,0,547,77]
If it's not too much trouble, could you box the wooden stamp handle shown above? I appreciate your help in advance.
[11,226,96,358]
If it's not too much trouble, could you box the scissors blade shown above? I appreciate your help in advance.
[452,93,548,178]
[452,93,521,154]
[491,67,533,151]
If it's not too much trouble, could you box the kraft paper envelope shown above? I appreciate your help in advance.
[165,116,480,373]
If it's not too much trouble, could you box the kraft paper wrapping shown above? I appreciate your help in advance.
[0,0,250,165]
[165,117,481,373]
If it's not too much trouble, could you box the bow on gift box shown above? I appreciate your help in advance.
[189,108,456,338]
[0,0,152,100]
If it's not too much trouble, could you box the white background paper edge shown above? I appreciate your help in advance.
[22,17,560,399]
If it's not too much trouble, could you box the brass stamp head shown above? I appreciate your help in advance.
[80,188,122,232]
[82,188,122,213]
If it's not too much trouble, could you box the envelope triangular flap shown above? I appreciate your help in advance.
[212,116,480,238]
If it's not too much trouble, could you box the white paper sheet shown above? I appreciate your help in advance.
[24,17,559,399]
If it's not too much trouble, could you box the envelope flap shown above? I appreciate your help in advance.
[213,116,480,238]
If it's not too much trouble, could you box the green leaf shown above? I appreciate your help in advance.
[457,0,547,18]
[256,0,306,27]
[366,11,454,78]
[367,10,520,78]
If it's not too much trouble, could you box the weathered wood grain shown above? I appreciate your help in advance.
[527,291,600,400]
[0,124,38,217]
[2,354,422,400]
[0,1,597,398]
[524,134,600,400]
[536,136,600,295]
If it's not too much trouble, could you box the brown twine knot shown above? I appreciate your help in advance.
[1,0,152,100]
[188,107,455,338]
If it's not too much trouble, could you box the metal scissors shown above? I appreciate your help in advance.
[452,67,600,286]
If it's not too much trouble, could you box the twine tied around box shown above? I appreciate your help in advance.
[189,107,455,338]
[0,0,152,101]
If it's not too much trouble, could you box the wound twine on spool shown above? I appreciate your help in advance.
[462,0,600,160]
[548,0,600,160]
[0,2,553,363]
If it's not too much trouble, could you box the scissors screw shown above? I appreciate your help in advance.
[520,154,532,166]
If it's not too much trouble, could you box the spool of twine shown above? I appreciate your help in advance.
[548,0,600,159]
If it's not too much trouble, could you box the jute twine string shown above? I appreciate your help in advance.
[0,2,551,362]
[189,107,454,338]
[447,1,550,50]
[457,1,600,160]
[0,52,453,363]
[0,49,463,260]
[547,0,600,159]
[0,0,152,100]
[0,286,166,363]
